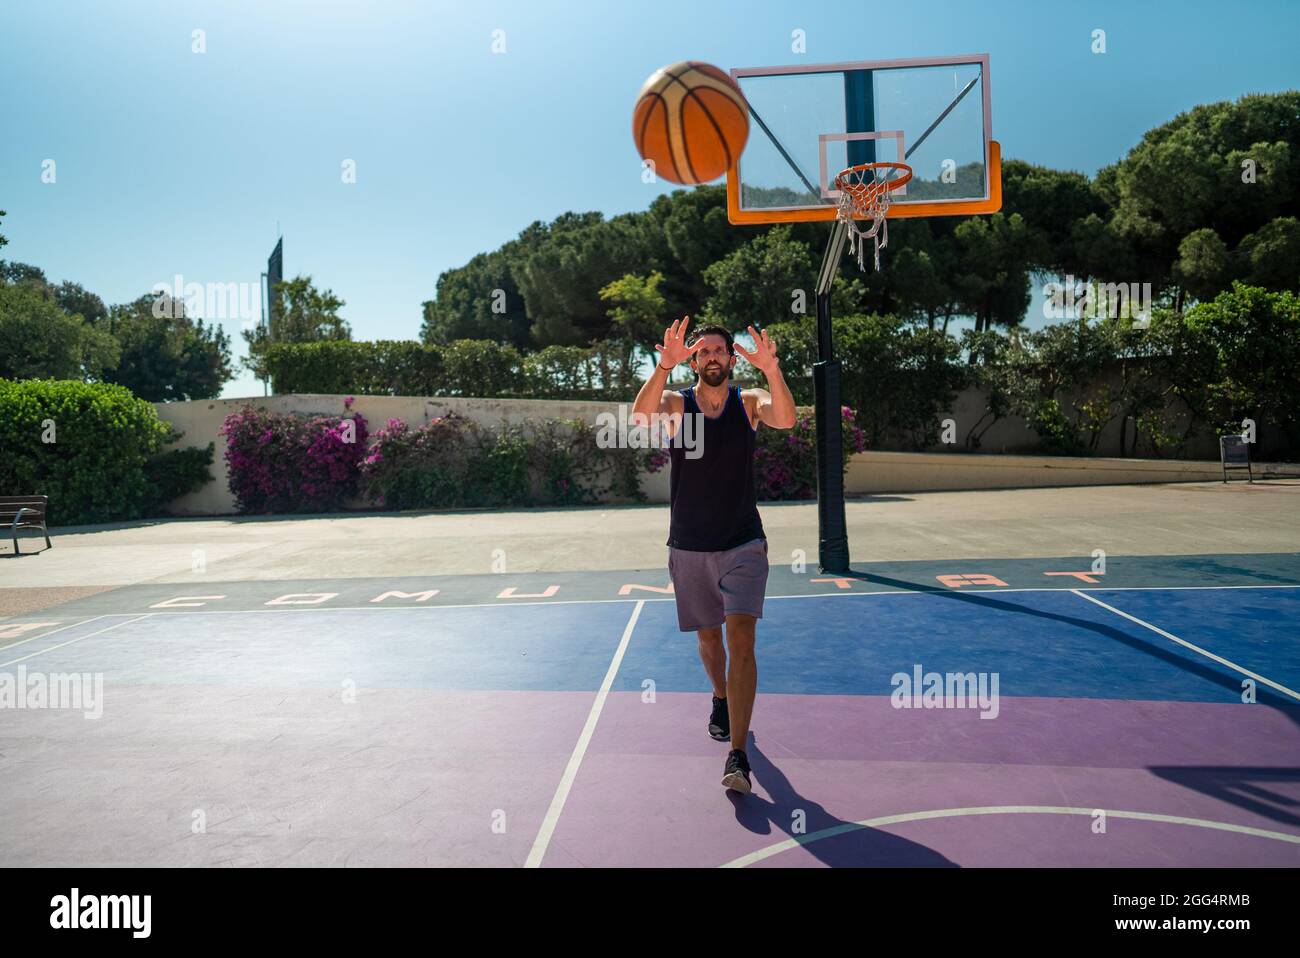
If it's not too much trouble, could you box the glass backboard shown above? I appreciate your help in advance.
[726,54,1001,224]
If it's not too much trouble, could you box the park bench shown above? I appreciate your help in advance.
[1,495,53,555]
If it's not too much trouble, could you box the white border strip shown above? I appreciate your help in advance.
[524,600,643,868]
[1071,589,1300,702]
[818,131,907,198]
[0,614,109,653]
[721,805,1300,867]
[0,614,151,667]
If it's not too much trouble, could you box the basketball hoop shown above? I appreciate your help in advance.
[833,161,913,271]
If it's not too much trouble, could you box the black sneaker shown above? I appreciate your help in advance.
[708,696,730,742]
[721,749,752,794]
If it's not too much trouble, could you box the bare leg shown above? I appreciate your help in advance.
[697,626,726,699]
[724,614,757,751]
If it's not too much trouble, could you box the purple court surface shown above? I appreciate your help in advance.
[1,552,1298,867]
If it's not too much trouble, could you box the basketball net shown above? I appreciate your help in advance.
[833,161,912,271]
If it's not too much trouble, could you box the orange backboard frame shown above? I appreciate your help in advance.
[727,140,1001,225]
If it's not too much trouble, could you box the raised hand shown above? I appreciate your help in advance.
[734,325,780,374]
[654,315,700,369]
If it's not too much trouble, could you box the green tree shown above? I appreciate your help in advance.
[514,212,650,346]
[1237,217,1300,291]
[600,272,666,343]
[766,312,965,449]
[1081,92,1300,304]
[1182,283,1300,449]
[990,321,1114,456]
[54,281,109,325]
[0,260,48,285]
[951,213,1038,332]
[103,293,234,401]
[702,225,816,328]
[243,275,350,384]
[959,329,1014,449]
[0,281,119,380]
[599,271,667,385]
[420,246,532,348]
[886,246,955,331]
[1173,228,1232,302]
[270,275,351,342]
[1001,160,1108,275]
[649,184,753,312]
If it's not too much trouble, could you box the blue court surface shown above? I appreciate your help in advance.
[1,552,1298,867]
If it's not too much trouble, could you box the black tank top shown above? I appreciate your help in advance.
[667,385,765,552]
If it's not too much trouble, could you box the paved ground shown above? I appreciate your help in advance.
[3,482,1297,610]
[2,554,1298,867]
[2,481,1297,868]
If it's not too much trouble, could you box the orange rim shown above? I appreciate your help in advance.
[834,161,913,208]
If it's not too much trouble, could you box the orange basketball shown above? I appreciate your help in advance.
[633,61,749,185]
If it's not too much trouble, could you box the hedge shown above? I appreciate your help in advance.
[263,339,638,401]
[0,379,213,525]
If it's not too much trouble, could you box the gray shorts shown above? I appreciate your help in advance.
[667,538,769,632]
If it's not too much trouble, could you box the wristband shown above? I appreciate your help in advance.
[658,362,674,371]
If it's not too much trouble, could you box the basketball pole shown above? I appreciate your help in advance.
[807,72,974,572]
[814,219,850,573]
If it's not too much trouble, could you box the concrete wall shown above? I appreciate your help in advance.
[913,372,1286,462]
[156,393,671,516]
[902,383,1225,460]
[846,449,1294,493]
[154,393,1292,516]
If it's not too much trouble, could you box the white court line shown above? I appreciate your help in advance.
[0,614,151,668]
[524,600,644,869]
[720,805,1300,868]
[0,614,110,653]
[31,581,1299,619]
[1071,589,1300,703]
[765,583,1300,601]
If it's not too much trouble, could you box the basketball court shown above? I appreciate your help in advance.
[3,35,1298,878]
[3,485,1298,868]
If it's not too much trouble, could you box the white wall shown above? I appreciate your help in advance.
[157,393,670,516]
[155,393,1286,516]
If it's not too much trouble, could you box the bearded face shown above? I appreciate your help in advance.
[691,335,734,386]
[699,360,729,386]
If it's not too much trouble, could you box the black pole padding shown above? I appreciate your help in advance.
[814,286,850,573]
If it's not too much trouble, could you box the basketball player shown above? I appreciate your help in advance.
[632,317,796,793]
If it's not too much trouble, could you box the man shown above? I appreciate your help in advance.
[632,316,796,793]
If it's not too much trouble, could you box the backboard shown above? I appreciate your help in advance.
[726,54,1000,224]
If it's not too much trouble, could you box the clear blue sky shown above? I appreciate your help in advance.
[2,0,1297,397]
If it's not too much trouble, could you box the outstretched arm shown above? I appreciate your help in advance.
[735,325,797,429]
[631,315,697,423]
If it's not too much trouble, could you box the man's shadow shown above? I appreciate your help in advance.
[727,733,957,867]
